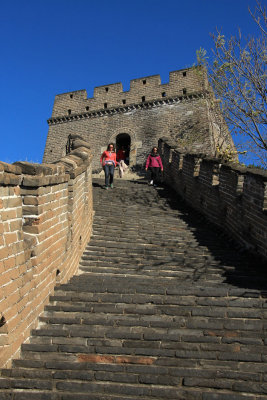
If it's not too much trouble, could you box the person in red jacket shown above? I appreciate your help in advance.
[100,143,118,189]
[116,146,128,178]
[116,147,126,162]
[145,146,163,186]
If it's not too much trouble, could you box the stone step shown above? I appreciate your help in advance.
[77,266,264,286]
[49,289,265,307]
[55,277,264,297]
[78,261,216,272]
[15,341,267,365]
[77,268,223,282]
[2,379,263,400]
[3,364,264,384]
[1,363,266,387]
[32,317,265,340]
[1,365,267,399]
[44,300,265,319]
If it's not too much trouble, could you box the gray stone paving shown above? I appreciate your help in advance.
[0,178,267,399]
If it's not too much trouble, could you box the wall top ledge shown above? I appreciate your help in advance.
[13,162,65,176]
[220,162,267,179]
[220,163,247,174]
[245,168,267,180]
[0,161,22,175]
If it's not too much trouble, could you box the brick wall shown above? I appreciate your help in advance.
[159,138,267,260]
[43,66,235,171]
[0,139,93,368]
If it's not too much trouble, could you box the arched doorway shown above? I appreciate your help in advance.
[116,133,131,165]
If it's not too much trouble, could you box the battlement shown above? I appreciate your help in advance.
[51,66,207,118]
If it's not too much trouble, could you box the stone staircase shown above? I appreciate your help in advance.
[1,178,267,399]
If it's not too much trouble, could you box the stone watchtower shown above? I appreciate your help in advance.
[43,66,234,171]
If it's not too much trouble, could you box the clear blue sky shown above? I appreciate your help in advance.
[0,0,260,164]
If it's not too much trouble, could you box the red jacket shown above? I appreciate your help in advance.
[117,149,126,161]
[145,154,163,169]
[100,151,118,166]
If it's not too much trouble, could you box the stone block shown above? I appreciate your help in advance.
[0,162,21,175]
[13,162,54,176]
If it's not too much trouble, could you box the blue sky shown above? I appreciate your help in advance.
[0,0,261,164]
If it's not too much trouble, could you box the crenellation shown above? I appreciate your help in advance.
[52,89,88,118]
[129,74,161,91]
[93,82,123,97]
[50,67,207,119]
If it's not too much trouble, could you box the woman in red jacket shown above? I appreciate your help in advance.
[100,143,118,189]
[145,147,163,186]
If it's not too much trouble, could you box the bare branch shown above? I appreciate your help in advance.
[248,0,267,36]
[198,2,267,166]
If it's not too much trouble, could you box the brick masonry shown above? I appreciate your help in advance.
[43,66,235,171]
[159,137,267,260]
[0,138,93,368]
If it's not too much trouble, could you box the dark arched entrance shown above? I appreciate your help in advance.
[116,133,131,165]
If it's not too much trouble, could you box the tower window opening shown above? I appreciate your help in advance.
[183,88,187,95]
[122,99,126,104]
[142,96,145,102]
[104,103,107,109]
[68,109,71,115]
[86,106,89,111]
[183,71,187,77]
[105,87,109,92]
[143,80,146,85]
[70,94,73,98]
[162,92,166,97]
[0,316,6,327]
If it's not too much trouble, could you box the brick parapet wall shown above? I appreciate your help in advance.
[159,138,267,260]
[0,139,93,368]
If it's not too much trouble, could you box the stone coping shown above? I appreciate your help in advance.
[0,138,92,187]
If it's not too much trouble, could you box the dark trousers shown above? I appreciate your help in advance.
[104,164,114,186]
[150,167,160,183]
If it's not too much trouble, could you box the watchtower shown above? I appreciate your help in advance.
[43,66,234,171]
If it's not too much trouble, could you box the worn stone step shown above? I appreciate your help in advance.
[33,315,266,344]
[78,268,223,282]
[1,377,266,400]
[3,357,267,394]
[49,289,265,308]
[78,261,213,272]
[44,301,266,320]
[3,363,264,384]
[55,279,262,298]
[25,333,266,361]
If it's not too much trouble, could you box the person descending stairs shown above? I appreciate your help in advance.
[0,178,267,399]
